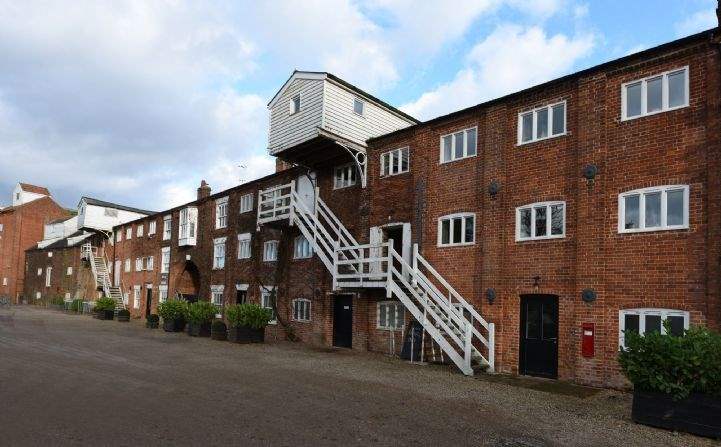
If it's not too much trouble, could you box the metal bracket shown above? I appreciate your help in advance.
[337,142,367,188]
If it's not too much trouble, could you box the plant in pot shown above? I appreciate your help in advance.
[186,301,217,337]
[619,324,721,439]
[116,308,130,322]
[211,319,227,341]
[50,296,65,311]
[158,300,187,332]
[226,303,273,343]
[146,314,160,329]
[69,298,83,313]
[94,297,116,320]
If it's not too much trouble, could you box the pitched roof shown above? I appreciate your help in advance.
[18,183,50,195]
[80,197,155,216]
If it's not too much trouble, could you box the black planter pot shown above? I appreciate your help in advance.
[163,318,186,332]
[211,327,227,341]
[117,314,130,322]
[146,321,159,329]
[97,309,115,320]
[187,321,212,337]
[632,390,721,439]
[227,325,265,343]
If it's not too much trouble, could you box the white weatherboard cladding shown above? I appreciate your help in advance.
[77,202,148,231]
[268,78,324,154]
[12,184,47,206]
[43,216,78,240]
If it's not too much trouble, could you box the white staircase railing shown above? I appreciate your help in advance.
[256,182,494,375]
[83,243,126,310]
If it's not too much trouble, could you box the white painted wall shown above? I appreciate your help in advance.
[77,200,149,232]
[268,77,324,154]
[43,216,78,240]
[12,183,47,207]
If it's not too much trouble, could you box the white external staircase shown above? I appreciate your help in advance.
[257,181,495,375]
[81,243,126,310]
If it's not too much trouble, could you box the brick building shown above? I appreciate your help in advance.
[0,183,70,303]
[100,25,721,388]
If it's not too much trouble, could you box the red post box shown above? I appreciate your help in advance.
[582,323,594,358]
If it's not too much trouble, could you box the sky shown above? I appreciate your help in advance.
[0,0,718,211]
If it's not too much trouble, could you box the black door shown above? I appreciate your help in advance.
[519,294,558,379]
[145,288,153,318]
[384,227,404,272]
[333,295,353,348]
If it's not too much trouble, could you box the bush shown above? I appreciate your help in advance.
[94,297,116,312]
[158,300,187,321]
[70,299,83,312]
[211,319,227,332]
[187,301,217,324]
[117,309,130,318]
[50,296,65,306]
[226,303,273,329]
[619,324,721,400]
[147,314,159,323]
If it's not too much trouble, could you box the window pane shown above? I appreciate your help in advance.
[534,206,547,237]
[536,108,549,139]
[626,82,642,117]
[551,204,564,235]
[645,192,661,227]
[454,132,464,159]
[552,104,565,135]
[668,70,686,108]
[452,218,462,244]
[647,77,662,113]
[392,150,400,174]
[441,220,450,245]
[443,136,452,162]
[667,189,684,226]
[464,216,474,243]
[624,314,640,334]
[521,113,533,142]
[624,195,640,229]
[520,208,531,238]
[379,305,387,327]
[395,306,404,329]
[668,315,685,336]
[400,148,409,172]
[645,314,662,334]
[466,128,477,156]
[382,154,390,176]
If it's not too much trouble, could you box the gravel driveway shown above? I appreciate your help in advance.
[0,306,716,446]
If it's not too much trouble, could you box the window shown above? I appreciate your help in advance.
[619,308,689,348]
[380,147,409,177]
[45,267,52,287]
[293,298,311,322]
[0,224,3,232]
[294,236,312,259]
[516,202,565,241]
[237,233,251,259]
[211,285,224,316]
[36,292,41,300]
[163,215,172,240]
[618,185,689,233]
[133,286,141,309]
[440,127,477,163]
[290,93,301,114]
[137,224,144,238]
[66,267,73,276]
[236,283,248,304]
[215,197,228,229]
[161,247,170,274]
[124,259,131,272]
[239,193,253,213]
[622,67,689,120]
[126,227,132,239]
[64,292,70,301]
[518,102,566,144]
[261,287,277,323]
[438,213,475,246]
[135,258,143,272]
[159,285,168,303]
[116,231,122,242]
[37,268,42,276]
[263,240,279,262]
[377,301,405,330]
[353,98,364,116]
[213,237,226,269]
[148,220,156,235]
[104,208,118,217]
[179,207,198,245]
[334,164,357,189]
[145,256,154,271]
[2,278,6,286]
[48,252,53,258]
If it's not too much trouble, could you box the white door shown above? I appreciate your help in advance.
[296,172,316,213]
[114,260,121,287]
[369,226,383,278]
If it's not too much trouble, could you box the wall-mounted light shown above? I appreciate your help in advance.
[488,180,501,199]
[486,288,496,305]
[582,164,598,186]
[581,288,597,303]
[532,275,541,291]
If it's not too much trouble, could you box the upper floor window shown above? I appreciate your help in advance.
[290,94,301,115]
[518,101,566,145]
[136,224,144,238]
[353,98,365,116]
[124,259,131,272]
[294,235,312,259]
[148,220,156,235]
[516,201,565,241]
[179,207,198,245]
[263,240,279,262]
[619,308,689,348]
[622,67,688,121]
[145,256,154,271]
[161,247,170,274]
[159,285,168,303]
[237,233,251,259]
[216,197,228,229]
[116,231,122,242]
[380,147,409,177]
[213,237,226,269]
[293,298,312,322]
[618,185,689,233]
[45,267,52,287]
[441,127,477,163]
[126,227,132,239]
[334,164,357,189]
[135,258,143,271]
[162,215,172,240]
[438,213,475,247]
[239,193,253,213]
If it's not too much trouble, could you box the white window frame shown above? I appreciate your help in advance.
[293,235,313,259]
[437,213,475,247]
[133,285,141,309]
[148,220,156,235]
[515,201,566,242]
[145,256,154,271]
[517,101,566,145]
[292,298,312,322]
[211,285,224,316]
[353,98,365,116]
[618,308,690,348]
[289,93,301,115]
[239,193,253,214]
[136,224,144,238]
[45,267,52,288]
[215,197,228,229]
[213,237,226,269]
[162,215,172,240]
[263,240,279,262]
[237,233,251,259]
[124,259,131,273]
[618,185,690,234]
[333,163,357,189]
[126,227,132,239]
[158,285,168,303]
[66,267,73,276]
[2,278,6,286]
[135,258,143,272]
[161,247,170,274]
[380,147,410,177]
[377,301,405,330]
[116,231,122,242]
[621,66,689,121]
[37,268,42,276]
[440,126,477,163]
[260,286,277,324]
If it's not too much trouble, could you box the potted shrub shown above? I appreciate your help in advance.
[69,299,83,314]
[211,319,227,341]
[226,303,273,343]
[186,301,216,337]
[116,308,130,322]
[158,300,187,332]
[50,296,65,311]
[94,297,116,320]
[146,314,160,329]
[619,324,721,439]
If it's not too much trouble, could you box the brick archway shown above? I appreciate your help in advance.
[176,260,200,302]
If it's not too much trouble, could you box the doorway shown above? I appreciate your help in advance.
[145,286,153,318]
[296,172,316,213]
[333,295,353,348]
[519,294,559,379]
[371,223,411,278]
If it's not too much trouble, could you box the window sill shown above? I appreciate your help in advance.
[620,104,689,122]
[517,132,566,147]
[377,327,403,331]
[516,235,565,242]
[439,154,477,165]
[618,225,689,234]
[437,242,475,248]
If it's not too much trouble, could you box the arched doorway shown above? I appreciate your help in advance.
[176,261,200,303]
[519,294,559,379]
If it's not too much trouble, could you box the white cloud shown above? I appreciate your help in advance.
[675,8,717,37]
[401,25,595,120]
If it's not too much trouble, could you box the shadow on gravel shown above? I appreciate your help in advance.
[477,373,603,398]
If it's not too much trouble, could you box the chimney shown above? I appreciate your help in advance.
[197,180,211,200]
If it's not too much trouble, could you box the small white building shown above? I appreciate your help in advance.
[11,183,50,207]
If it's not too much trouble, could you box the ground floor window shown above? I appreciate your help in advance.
[158,285,168,303]
[292,298,311,322]
[133,286,141,309]
[619,308,689,348]
[260,286,277,324]
[236,283,248,304]
[377,301,405,330]
[211,285,224,317]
